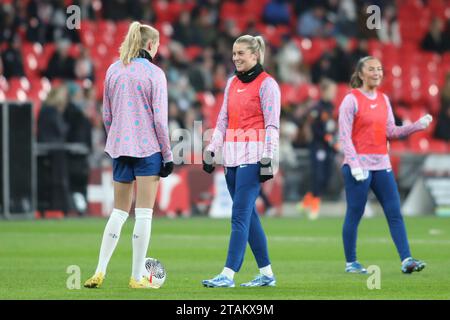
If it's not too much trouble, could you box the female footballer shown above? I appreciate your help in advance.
[84,22,173,289]
[339,56,432,274]
[202,35,280,287]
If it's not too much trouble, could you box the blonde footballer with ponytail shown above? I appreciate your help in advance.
[119,21,159,65]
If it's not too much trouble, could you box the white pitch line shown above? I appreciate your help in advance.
[156,234,450,245]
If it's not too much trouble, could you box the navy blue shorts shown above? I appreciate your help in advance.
[113,152,162,182]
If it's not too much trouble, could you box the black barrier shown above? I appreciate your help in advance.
[0,101,35,219]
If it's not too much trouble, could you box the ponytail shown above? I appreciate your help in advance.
[254,36,265,65]
[119,21,159,65]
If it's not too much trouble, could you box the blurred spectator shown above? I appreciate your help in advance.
[434,72,450,141]
[38,85,69,142]
[263,0,291,26]
[279,111,298,167]
[212,63,228,91]
[184,105,203,160]
[0,3,21,43]
[75,46,95,82]
[301,79,337,219]
[293,0,327,17]
[350,38,369,68]
[25,0,54,43]
[333,0,358,37]
[50,0,81,43]
[37,85,72,215]
[297,5,335,38]
[168,100,184,133]
[421,17,450,53]
[73,0,97,20]
[191,5,218,47]
[311,53,335,84]
[0,35,25,79]
[356,2,378,39]
[311,36,351,83]
[44,39,76,79]
[173,11,200,46]
[292,102,313,149]
[64,82,93,215]
[169,75,197,111]
[101,0,131,21]
[276,36,304,85]
[331,36,352,82]
[188,55,214,92]
[377,4,401,45]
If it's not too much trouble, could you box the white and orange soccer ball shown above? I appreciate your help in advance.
[143,257,166,288]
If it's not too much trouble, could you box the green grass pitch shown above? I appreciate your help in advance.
[0,216,449,300]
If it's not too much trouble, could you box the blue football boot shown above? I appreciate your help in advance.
[345,261,368,274]
[401,258,426,274]
[202,274,235,288]
[240,274,276,287]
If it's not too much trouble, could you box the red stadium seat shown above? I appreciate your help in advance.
[296,37,336,65]
[409,136,431,154]
[254,24,287,48]
[220,2,241,20]
[197,91,216,128]
[428,0,448,20]
[428,139,448,153]
[389,140,408,177]
[242,0,270,21]
[367,39,383,59]
[21,42,42,80]
[153,0,185,23]
[80,20,95,47]
[333,84,350,114]
[184,46,203,61]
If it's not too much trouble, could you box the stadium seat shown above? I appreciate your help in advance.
[80,20,95,47]
[184,46,203,61]
[389,140,408,177]
[255,24,290,48]
[428,139,449,153]
[21,42,42,80]
[153,0,186,23]
[333,84,350,114]
[197,91,216,128]
[409,136,431,154]
[242,0,269,21]
[296,37,336,65]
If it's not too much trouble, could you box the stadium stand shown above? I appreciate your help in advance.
[0,0,449,217]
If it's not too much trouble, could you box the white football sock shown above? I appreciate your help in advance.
[95,208,128,275]
[131,208,153,281]
[221,267,235,280]
[260,265,274,277]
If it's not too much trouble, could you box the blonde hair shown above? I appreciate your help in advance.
[234,35,266,65]
[45,85,68,111]
[119,21,159,65]
[350,56,377,88]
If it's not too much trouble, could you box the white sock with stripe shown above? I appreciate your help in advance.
[95,208,128,275]
[221,267,235,280]
[260,265,274,277]
[131,208,153,281]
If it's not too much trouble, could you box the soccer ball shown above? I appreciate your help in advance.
[143,257,166,288]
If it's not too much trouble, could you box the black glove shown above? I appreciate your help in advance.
[203,151,215,174]
[259,158,273,183]
[159,161,174,177]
